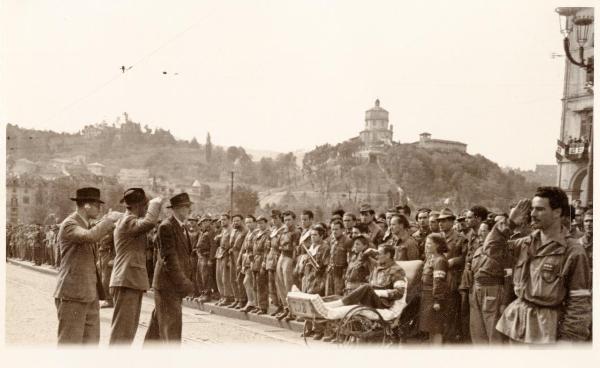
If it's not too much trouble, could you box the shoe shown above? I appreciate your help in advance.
[270,307,283,316]
[296,317,305,322]
[215,298,225,306]
[224,300,237,308]
[322,335,335,342]
[301,330,315,338]
[100,301,114,309]
[276,309,289,321]
[241,305,255,313]
[284,313,295,322]
[236,301,247,309]
[312,333,324,340]
[256,309,267,315]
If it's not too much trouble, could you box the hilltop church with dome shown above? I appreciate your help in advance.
[357,99,467,158]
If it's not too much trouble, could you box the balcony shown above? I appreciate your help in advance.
[556,138,590,162]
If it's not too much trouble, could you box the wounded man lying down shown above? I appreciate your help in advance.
[328,243,406,309]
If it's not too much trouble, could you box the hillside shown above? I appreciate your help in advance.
[6,116,541,217]
[298,140,541,213]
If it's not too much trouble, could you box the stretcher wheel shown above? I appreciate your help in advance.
[335,306,395,345]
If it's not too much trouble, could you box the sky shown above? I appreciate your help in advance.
[0,0,594,170]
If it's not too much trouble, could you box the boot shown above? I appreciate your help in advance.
[270,306,283,316]
[276,308,289,321]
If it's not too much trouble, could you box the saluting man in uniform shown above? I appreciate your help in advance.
[494,188,591,343]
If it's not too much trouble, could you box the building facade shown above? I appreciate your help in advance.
[415,132,467,153]
[555,7,594,205]
[358,99,394,158]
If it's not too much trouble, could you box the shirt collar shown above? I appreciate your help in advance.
[76,212,90,229]
[173,216,186,229]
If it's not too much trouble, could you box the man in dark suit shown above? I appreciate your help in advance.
[109,188,163,344]
[53,187,122,345]
[144,193,195,344]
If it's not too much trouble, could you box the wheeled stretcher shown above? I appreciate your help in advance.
[287,260,424,344]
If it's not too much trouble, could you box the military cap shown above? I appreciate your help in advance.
[256,215,268,223]
[359,204,375,214]
[271,209,282,218]
[437,208,456,220]
[199,215,212,223]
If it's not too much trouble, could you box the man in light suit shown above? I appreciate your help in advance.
[109,188,163,344]
[53,187,121,345]
[144,193,195,344]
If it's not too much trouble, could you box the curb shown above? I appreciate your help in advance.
[7,258,59,277]
[7,258,304,333]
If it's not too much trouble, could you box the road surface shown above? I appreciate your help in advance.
[5,262,311,347]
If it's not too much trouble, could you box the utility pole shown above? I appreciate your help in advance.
[230,171,234,215]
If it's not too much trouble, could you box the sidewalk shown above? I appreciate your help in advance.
[6,258,305,333]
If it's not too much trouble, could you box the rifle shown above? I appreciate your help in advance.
[300,241,320,271]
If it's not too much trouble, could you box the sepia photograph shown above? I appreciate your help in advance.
[0,0,596,359]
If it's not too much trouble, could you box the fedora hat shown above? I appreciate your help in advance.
[167,192,193,209]
[70,187,104,203]
[437,208,456,220]
[119,188,149,206]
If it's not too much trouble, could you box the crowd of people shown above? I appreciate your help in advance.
[5,185,593,346]
[6,223,60,267]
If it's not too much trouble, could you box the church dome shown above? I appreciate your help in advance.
[365,99,389,121]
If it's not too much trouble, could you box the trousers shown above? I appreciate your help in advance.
[341,284,388,309]
[253,270,269,311]
[242,271,256,307]
[275,255,294,308]
[55,298,100,345]
[99,252,114,303]
[216,257,233,298]
[109,287,143,345]
[197,255,213,294]
[144,289,183,344]
[268,270,281,307]
[469,284,506,344]
[230,251,246,303]
[325,266,346,296]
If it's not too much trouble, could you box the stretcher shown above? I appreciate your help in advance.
[287,260,423,344]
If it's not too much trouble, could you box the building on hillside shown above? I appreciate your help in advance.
[358,99,394,158]
[87,162,106,176]
[117,169,150,188]
[11,158,37,176]
[414,132,467,153]
[555,7,594,205]
[6,176,42,224]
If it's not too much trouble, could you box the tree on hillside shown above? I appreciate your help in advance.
[190,137,200,148]
[233,185,259,215]
[205,132,213,162]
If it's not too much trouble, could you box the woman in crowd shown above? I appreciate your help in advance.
[419,233,449,344]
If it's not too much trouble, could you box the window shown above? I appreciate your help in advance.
[580,110,593,140]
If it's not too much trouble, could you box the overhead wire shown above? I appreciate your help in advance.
[39,6,218,126]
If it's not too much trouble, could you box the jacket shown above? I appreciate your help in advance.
[252,229,271,272]
[490,220,592,343]
[53,212,114,302]
[443,229,468,292]
[110,201,161,290]
[151,216,194,296]
[265,225,285,270]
